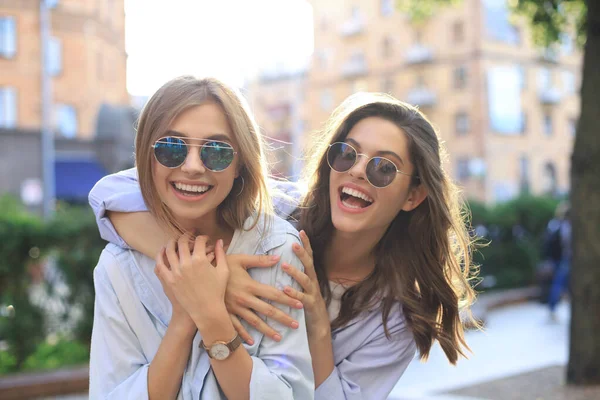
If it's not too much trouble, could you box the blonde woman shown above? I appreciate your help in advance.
[88,76,314,400]
[90,93,478,399]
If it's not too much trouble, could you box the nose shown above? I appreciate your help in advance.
[180,147,206,175]
[347,153,368,181]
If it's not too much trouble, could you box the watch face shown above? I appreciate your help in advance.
[209,343,230,360]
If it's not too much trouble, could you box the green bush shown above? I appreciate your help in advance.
[466,195,561,290]
[0,196,105,374]
[22,337,89,372]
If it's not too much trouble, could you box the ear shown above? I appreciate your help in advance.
[401,183,428,212]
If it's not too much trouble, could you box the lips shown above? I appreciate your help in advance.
[338,183,375,210]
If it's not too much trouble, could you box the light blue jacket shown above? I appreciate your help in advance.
[89,168,417,400]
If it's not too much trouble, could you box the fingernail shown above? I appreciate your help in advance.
[270,255,280,261]
[247,339,254,346]
[295,302,303,309]
[281,264,289,271]
[291,321,299,329]
[293,243,300,251]
[217,239,223,248]
[273,334,282,342]
[284,286,292,293]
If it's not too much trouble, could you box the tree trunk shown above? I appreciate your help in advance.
[567,0,600,385]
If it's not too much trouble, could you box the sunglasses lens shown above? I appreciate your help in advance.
[201,141,235,171]
[154,137,187,168]
[367,157,397,188]
[327,142,357,172]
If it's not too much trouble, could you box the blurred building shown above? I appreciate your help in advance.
[249,0,580,203]
[0,0,134,207]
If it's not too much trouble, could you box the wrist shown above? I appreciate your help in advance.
[192,306,234,336]
[168,318,197,339]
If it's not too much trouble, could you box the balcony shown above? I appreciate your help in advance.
[340,16,365,37]
[341,56,368,78]
[405,44,434,64]
[538,87,561,105]
[407,87,437,107]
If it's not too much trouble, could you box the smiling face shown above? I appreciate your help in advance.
[329,116,423,236]
[152,102,239,231]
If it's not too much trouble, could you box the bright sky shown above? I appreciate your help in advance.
[124,0,314,95]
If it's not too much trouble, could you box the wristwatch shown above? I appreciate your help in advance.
[200,333,243,361]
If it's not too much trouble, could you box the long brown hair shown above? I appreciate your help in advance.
[135,76,272,235]
[300,93,478,364]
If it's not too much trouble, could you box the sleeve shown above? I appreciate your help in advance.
[315,315,416,400]
[247,232,315,400]
[88,168,148,248]
[268,178,304,222]
[88,250,150,400]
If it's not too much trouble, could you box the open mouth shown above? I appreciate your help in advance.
[339,186,374,209]
[171,182,213,197]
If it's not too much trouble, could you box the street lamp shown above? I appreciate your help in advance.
[40,0,55,219]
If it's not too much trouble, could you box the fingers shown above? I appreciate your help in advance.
[299,230,313,258]
[214,239,227,269]
[154,249,170,282]
[292,241,317,280]
[282,263,312,292]
[253,281,303,310]
[165,239,180,274]
[230,314,254,345]
[193,235,208,259]
[228,253,280,270]
[243,295,299,329]
[236,308,282,342]
[177,235,192,267]
[283,285,305,303]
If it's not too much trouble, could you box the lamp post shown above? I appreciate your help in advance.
[40,0,55,219]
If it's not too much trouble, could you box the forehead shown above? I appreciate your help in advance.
[345,116,409,156]
[169,102,234,142]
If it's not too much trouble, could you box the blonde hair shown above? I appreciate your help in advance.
[134,76,272,235]
[301,92,479,364]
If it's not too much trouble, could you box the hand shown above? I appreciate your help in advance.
[154,249,196,336]
[158,235,229,327]
[282,231,330,337]
[224,253,303,344]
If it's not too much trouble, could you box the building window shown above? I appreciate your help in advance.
[519,155,530,193]
[380,0,394,16]
[537,67,551,90]
[381,76,394,94]
[0,16,17,58]
[456,158,470,182]
[55,104,78,138]
[47,36,63,76]
[455,112,470,135]
[543,162,558,195]
[483,0,521,44]
[543,114,553,136]
[488,66,524,135]
[453,21,464,43]
[320,89,333,111]
[562,70,576,94]
[0,87,17,128]
[382,36,393,58]
[454,66,468,89]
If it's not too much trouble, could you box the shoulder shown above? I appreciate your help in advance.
[243,213,302,253]
[94,244,136,283]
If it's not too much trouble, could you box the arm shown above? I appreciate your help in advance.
[89,249,194,400]
[315,321,416,400]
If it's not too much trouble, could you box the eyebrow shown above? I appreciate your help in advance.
[165,130,232,143]
[346,138,405,166]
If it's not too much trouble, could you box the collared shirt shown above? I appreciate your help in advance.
[89,168,416,400]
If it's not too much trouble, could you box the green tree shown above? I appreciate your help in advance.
[398,0,599,385]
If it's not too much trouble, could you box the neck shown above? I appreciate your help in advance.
[323,226,387,285]
[176,212,235,246]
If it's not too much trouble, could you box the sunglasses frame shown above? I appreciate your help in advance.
[327,141,418,188]
[151,136,238,172]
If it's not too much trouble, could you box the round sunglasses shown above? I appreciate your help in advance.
[327,142,417,188]
[152,136,237,172]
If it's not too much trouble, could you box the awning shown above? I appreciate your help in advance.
[54,159,107,201]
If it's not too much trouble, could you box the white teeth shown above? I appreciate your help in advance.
[174,182,210,193]
[341,187,373,203]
